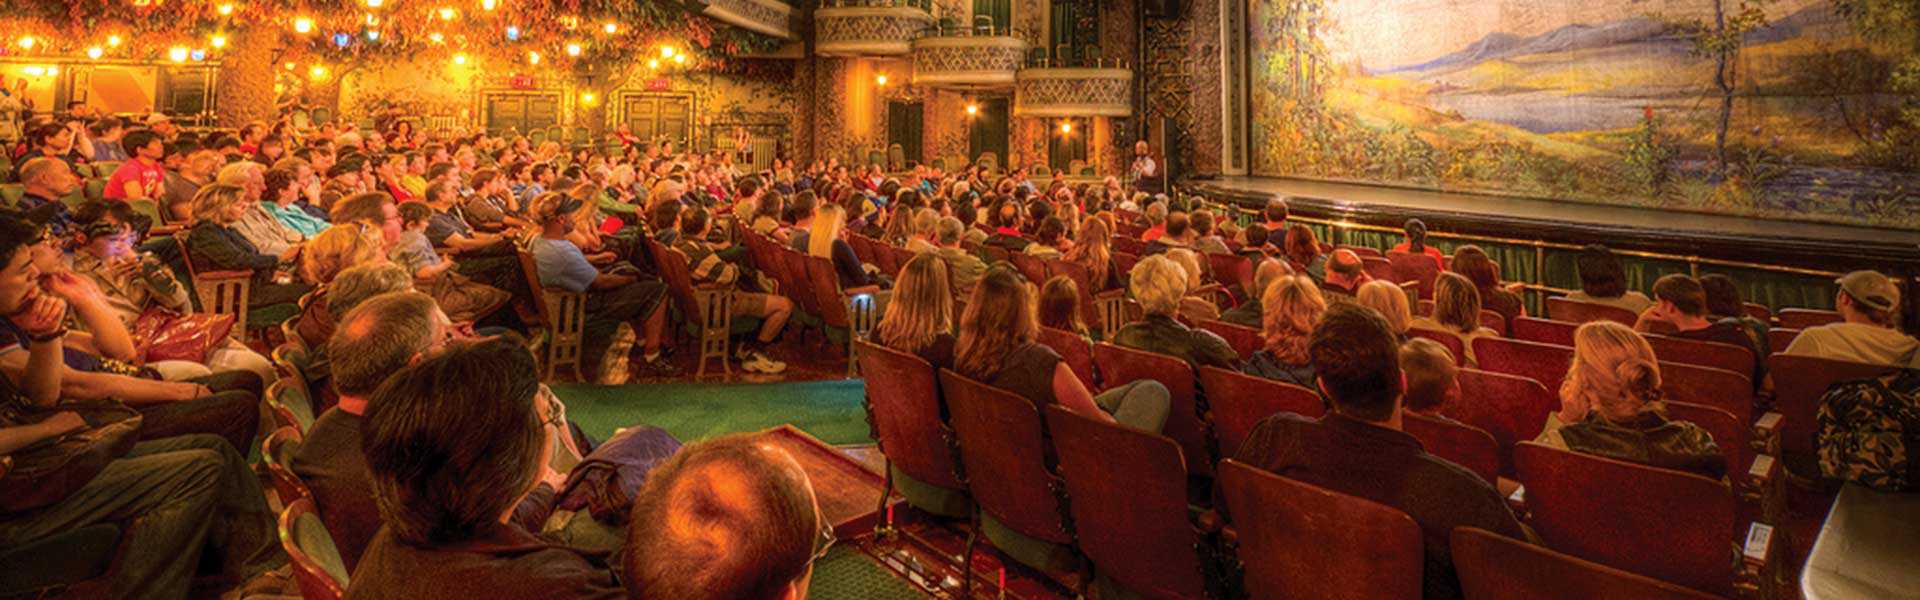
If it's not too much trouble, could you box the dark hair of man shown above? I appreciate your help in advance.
[787,190,817,223]
[737,175,762,200]
[1697,274,1747,319]
[362,337,544,545]
[122,129,162,154]
[1244,224,1269,248]
[29,123,65,147]
[993,198,1019,229]
[678,206,710,236]
[1576,244,1628,299]
[209,134,241,151]
[1652,274,1708,317]
[505,161,530,179]
[171,140,204,158]
[89,116,124,136]
[0,214,44,267]
[328,155,366,179]
[291,147,315,163]
[328,290,438,397]
[397,201,434,226]
[1035,216,1066,245]
[71,200,138,235]
[1265,197,1290,224]
[330,192,395,225]
[1164,212,1190,239]
[424,177,457,204]
[529,163,552,179]
[263,168,298,202]
[1403,218,1429,252]
[624,433,817,600]
[425,162,455,181]
[470,168,501,191]
[1309,303,1403,422]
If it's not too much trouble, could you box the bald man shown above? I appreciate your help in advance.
[625,433,826,600]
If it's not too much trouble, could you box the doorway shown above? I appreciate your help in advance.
[968,97,1010,169]
[620,93,694,149]
[482,91,562,136]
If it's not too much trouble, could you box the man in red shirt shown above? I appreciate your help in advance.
[103,129,168,202]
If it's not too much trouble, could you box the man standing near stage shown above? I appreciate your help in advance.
[1131,140,1162,194]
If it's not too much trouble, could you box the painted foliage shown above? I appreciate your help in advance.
[1249,0,1920,228]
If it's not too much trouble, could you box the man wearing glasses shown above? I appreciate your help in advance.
[624,433,829,600]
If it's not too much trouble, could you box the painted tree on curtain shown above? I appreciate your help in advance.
[1833,0,1920,171]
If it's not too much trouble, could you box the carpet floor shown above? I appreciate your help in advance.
[551,379,872,446]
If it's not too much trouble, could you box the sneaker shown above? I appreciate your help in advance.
[595,323,637,385]
[740,350,788,374]
[634,355,682,378]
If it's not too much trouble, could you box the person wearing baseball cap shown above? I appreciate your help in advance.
[527,191,679,383]
[1783,270,1918,367]
[144,113,179,141]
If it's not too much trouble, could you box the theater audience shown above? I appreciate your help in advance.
[1112,254,1236,370]
[1636,274,1766,383]
[1164,248,1222,323]
[934,216,987,292]
[1411,273,1499,366]
[1537,321,1725,478]
[391,202,511,322]
[530,193,678,381]
[185,183,313,308]
[1235,302,1529,600]
[872,253,955,369]
[1240,275,1326,388]
[220,161,308,256]
[1450,245,1524,323]
[1356,280,1414,340]
[1566,244,1654,314]
[624,434,828,600]
[1400,337,1461,420]
[1220,259,1292,329]
[1284,224,1326,281]
[1321,248,1372,296]
[347,337,621,599]
[806,203,878,289]
[1784,270,1919,368]
[1063,215,1120,292]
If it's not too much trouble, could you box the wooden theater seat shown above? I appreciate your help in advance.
[1776,308,1841,330]
[1546,297,1640,327]
[1510,316,1578,347]
[1660,362,1779,456]
[1766,354,1900,479]
[1402,414,1501,486]
[1093,343,1216,477]
[1451,527,1721,600]
[261,425,314,508]
[1197,366,1324,460]
[1046,405,1209,599]
[1471,337,1574,395]
[1766,328,1800,353]
[280,498,349,600]
[1036,326,1097,391]
[1219,459,1423,600]
[1408,327,1469,367]
[1448,369,1557,478]
[1643,333,1754,379]
[1007,251,1049,287]
[1387,252,1441,301]
[1194,319,1261,360]
[854,341,967,519]
[1664,401,1783,523]
[938,370,1078,580]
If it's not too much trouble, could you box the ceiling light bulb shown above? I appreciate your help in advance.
[603,23,618,34]
[217,3,235,15]
[452,53,469,65]
[293,17,314,34]
[438,7,456,20]
[169,46,190,62]
[107,35,123,47]
[527,51,541,64]
[565,43,582,56]
[210,35,228,48]
[87,47,104,59]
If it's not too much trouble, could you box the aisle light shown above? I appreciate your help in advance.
[660,45,675,58]
[647,59,660,69]
[580,92,598,106]
[673,53,686,65]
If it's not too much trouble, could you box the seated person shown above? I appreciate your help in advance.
[1400,337,1461,420]
[1234,303,1530,600]
[1240,275,1326,388]
[0,298,281,599]
[1784,270,1918,368]
[1410,273,1500,367]
[903,207,939,254]
[184,183,312,308]
[1320,249,1372,297]
[1025,216,1069,260]
[1565,244,1654,313]
[1142,212,1190,257]
[528,193,677,383]
[624,433,829,600]
[1451,246,1525,323]
[392,201,511,323]
[1283,225,1327,281]
[982,198,1031,252]
[1536,321,1724,478]
[1111,254,1237,370]
[1635,274,1766,384]
[1388,218,1445,268]
[1699,274,1770,356]
[1190,210,1232,255]
[1219,259,1291,329]
[1163,248,1221,323]
[804,204,880,289]
[262,167,331,238]
[873,253,955,369]
[346,338,623,599]
[675,206,793,375]
[1037,275,1090,341]
[1356,280,1414,341]
[291,263,416,408]
[218,162,307,258]
[934,217,987,293]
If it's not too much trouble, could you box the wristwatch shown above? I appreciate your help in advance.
[27,327,68,343]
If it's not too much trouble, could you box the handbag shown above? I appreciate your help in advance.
[131,306,236,363]
[0,399,144,514]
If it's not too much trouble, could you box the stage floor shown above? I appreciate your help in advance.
[1191,177,1920,250]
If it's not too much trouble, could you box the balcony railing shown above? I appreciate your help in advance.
[703,0,799,40]
[909,27,1029,89]
[1013,64,1132,118]
[814,0,937,56]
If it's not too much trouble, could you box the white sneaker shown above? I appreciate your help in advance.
[740,350,787,374]
[596,323,636,385]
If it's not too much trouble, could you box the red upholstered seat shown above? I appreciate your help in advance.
[1448,368,1557,477]
[1767,354,1899,478]
[1113,252,1141,279]
[1218,460,1423,600]
[1643,333,1753,377]
[1546,297,1640,327]
[1113,236,1146,256]
[1197,366,1324,460]
[1408,327,1468,367]
[1766,328,1799,353]
[1662,402,1768,494]
[1045,406,1208,599]
[1513,442,1769,597]
[1339,245,1384,259]
[1195,319,1262,360]
[980,244,1010,265]
[1093,343,1214,477]
[854,341,966,494]
[261,425,312,506]
[1387,252,1441,300]
[939,370,1074,546]
[1510,316,1577,347]
[1007,251,1049,287]
[1471,337,1573,393]
[778,248,821,320]
[1659,362,1757,426]
[1402,414,1501,485]
[1776,308,1841,330]
[1205,253,1252,294]
[1743,302,1772,324]
[1036,326,1097,391]
[1451,527,1721,600]
[1361,255,1395,282]
[886,245,916,278]
[1479,310,1509,337]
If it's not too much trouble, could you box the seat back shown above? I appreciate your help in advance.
[1451,527,1721,600]
[266,379,316,435]
[1111,235,1146,256]
[1205,253,1252,293]
[1510,316,1578,347]
[1766,354,1899,475]
[1194,319,1261,360]
[1407,327,1467,367]
[1218,460,1424,600]
[279,498,349,600]
[779,248,823,318]
[1479,310,1509,336]
[1776,308,1841,330]
[1546,297,1639,327]
[1643,333,1753,377]
[1360,255,1394,282]
[855,341,965,491]
[1006,251,1048,286]
[1044,259,1104,332]
[1112,252,1140,279]
[1472,337,1573,393]
[804,255,854,329]
[1092,343,1213,476]
[1402,413,1500,485]
[938,370,1073,545]
[260,425,313,505]
[1659,362,1754,424]
[1450,368,1557,477]
[1046,405,1206,599]
[649,240,713,331]
[1662,401,1748,477]
[1386,252,1440,300]
[1197,366,1323,460]
[1036,326,1096,391]
[518,245,587,379]
[1514,442,1738,595]
[1766,328,1799,354]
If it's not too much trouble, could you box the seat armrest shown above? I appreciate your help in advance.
[1739,454,1785,524]
[149,225,183,237]
[1751,412,1783,456]
[198,270,255,281]
[1734,522,1778,599]
[0,455,10,479]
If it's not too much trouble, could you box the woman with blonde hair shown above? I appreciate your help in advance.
[807,202,878,288]
[300,224,387,286]
[1537,321,1723,478]
[1240,275,1326,387]
[1063,215,1119,292]
[1411,272,1499,366]
[1355,280,1413,339]
[184,183,312,307]
[874,253,955,368]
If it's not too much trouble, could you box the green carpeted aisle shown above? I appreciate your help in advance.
[551,379,871,446]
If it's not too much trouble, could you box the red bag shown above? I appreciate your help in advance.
[131,308,236,363]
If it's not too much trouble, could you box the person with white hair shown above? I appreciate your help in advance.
[1111,254,1238,369]
[217,161,306,255]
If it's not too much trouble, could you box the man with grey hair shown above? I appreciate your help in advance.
[934,216,987,292]
[298,262,416,405]
[12,157,79,235]
[1112,254,1237,369]
[218,161,305,255]
[1141,201,1169,242]
[906,208,940,254]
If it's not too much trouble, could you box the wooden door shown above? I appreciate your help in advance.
[622,94,694,149]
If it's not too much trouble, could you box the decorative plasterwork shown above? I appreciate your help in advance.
[814,6,936,56]
[909,35,1029,89]
[1013,67,1132,118]
[704,0,799,40]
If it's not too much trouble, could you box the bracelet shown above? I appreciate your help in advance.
[27,328,67,344]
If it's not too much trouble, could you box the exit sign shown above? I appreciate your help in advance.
[508,74,537,89]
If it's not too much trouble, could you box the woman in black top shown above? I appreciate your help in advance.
[183,183,312,307]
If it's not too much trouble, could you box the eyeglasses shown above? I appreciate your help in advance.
[811,515,837,564]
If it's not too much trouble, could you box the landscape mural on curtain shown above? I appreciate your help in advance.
[1248,0,1920,228]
